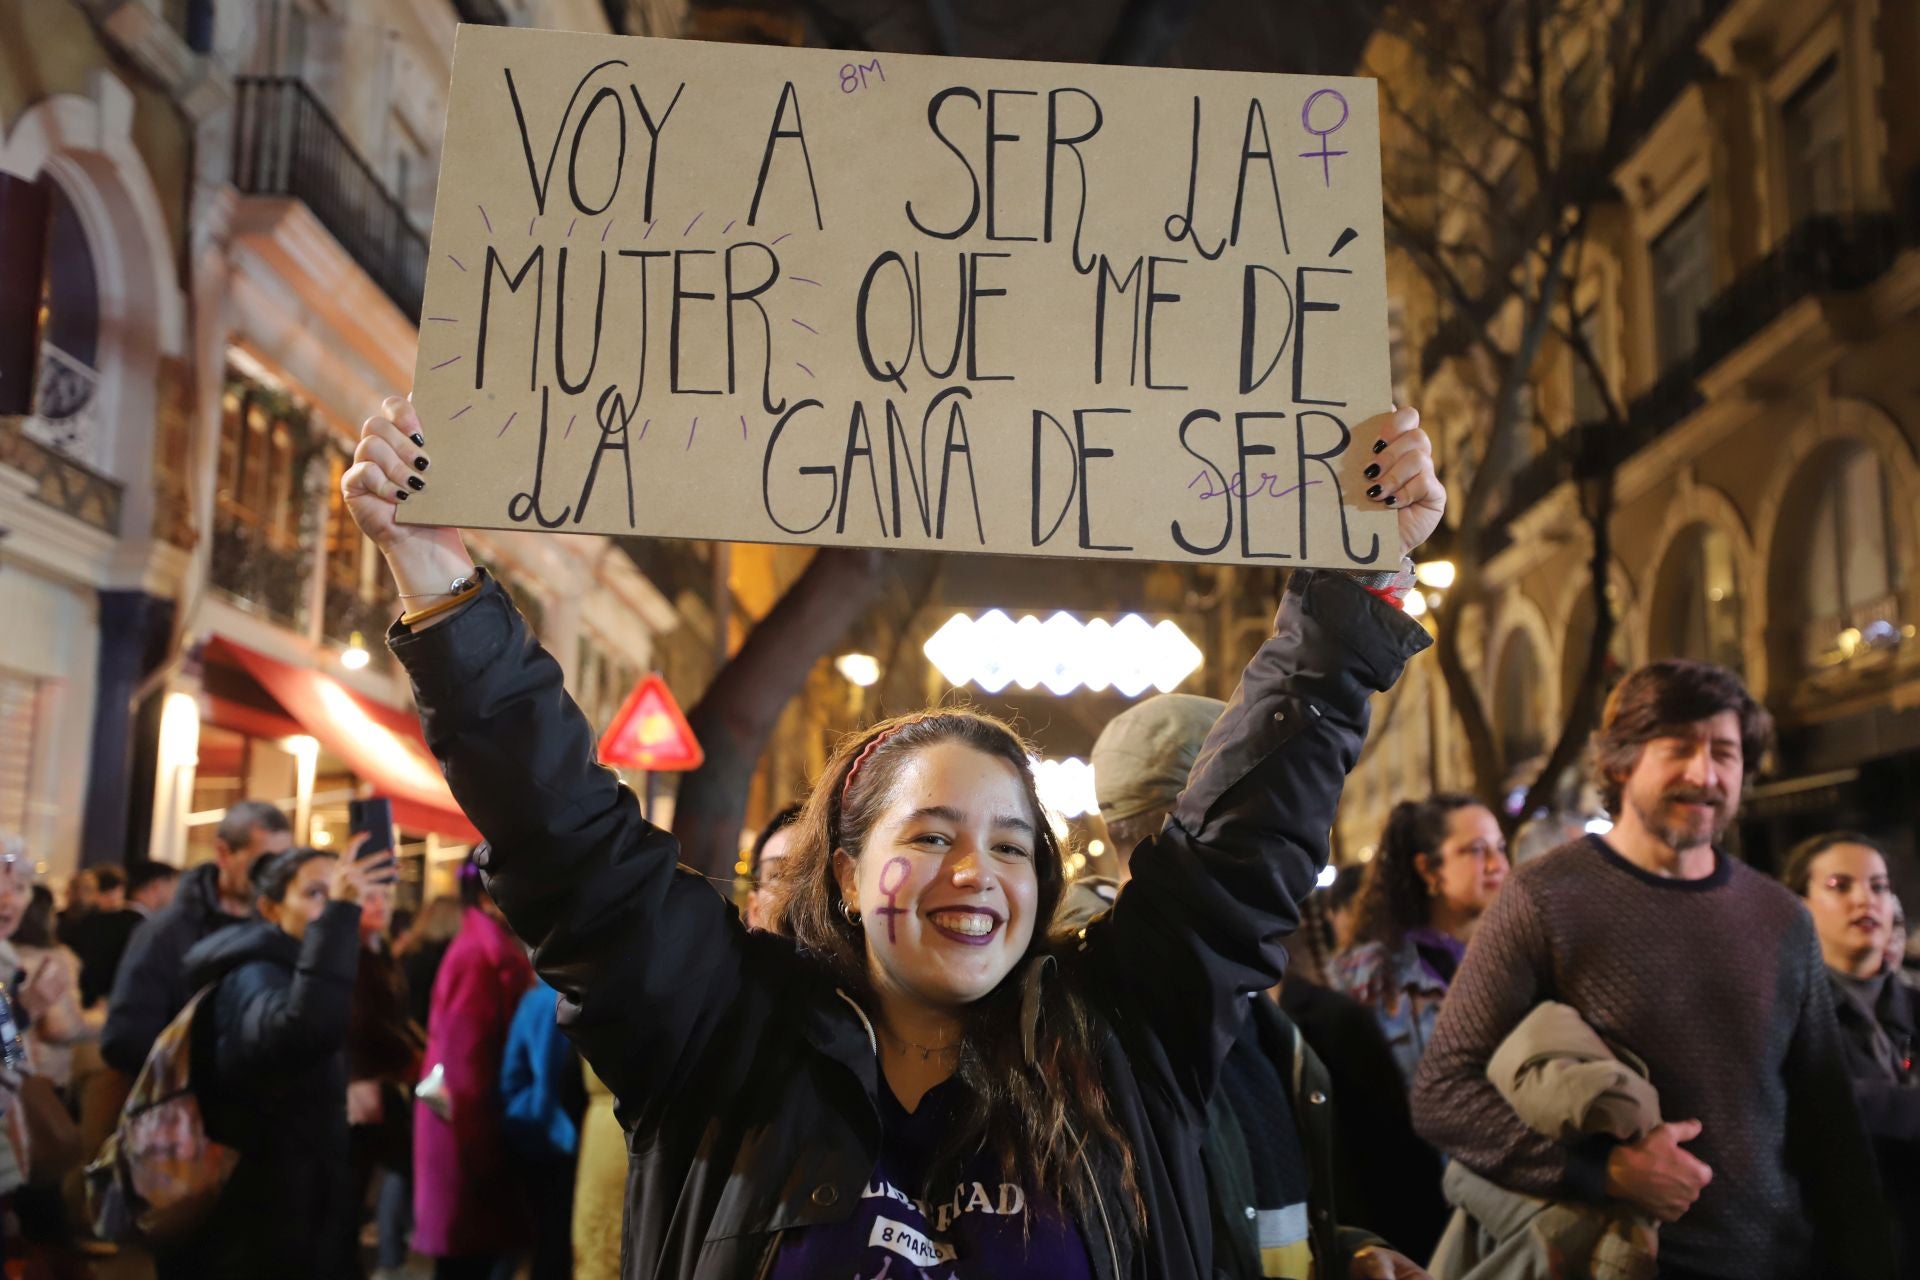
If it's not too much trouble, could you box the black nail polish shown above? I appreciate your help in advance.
[414,456,430,472]
[1364,463,1381,480]
[1372,438,1387,454]
[407,476,425,491]
[395,489,409,502]
[410,433,425,447]
[1366,484,1382,499]
[1384,495,1397,507]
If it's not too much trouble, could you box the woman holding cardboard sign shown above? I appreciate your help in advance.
[343,394,1441,1280]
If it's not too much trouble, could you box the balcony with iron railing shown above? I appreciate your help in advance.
[1694,213,1907,372]
[210,511,309,628]
[1486,192,1920,545]
[231,77,428,323]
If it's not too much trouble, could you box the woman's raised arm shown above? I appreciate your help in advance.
[346,396,763,1124]
[1074,408,1443,1110]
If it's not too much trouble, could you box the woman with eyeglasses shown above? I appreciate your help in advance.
[1330,796,1508,1088]
[1783,832,1917,1268]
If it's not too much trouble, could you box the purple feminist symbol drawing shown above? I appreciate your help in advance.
[1300,88,1349,187]
[874,856,912,943]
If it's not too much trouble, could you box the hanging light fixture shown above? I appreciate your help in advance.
[923,611,1202,698]
[341,630,371,671]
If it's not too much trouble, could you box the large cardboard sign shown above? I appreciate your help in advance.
[406,26,1397,569]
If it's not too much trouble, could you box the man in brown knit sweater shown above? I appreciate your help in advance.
[1411,661,1891,1280]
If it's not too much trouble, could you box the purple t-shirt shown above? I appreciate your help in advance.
[768,1074,1094,1279]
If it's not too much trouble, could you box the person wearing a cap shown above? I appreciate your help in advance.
[1062,696,1442,1278]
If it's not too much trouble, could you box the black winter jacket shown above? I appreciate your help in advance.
[391,569,1427,1280]
[1828,970,1919,1270]
[101,863,245,1074]
[161,901,362,1280]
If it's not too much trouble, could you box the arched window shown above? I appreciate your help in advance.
[9,174,104,468]
[1495,630,1546,766]
[1652,523,1744,672]
[1795,442,1902,666]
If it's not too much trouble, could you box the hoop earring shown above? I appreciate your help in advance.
[840,898,862,926]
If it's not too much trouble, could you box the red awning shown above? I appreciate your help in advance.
[204,637,480,843]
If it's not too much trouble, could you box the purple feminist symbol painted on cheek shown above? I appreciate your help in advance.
[873,856,911,943]
[1300,89,1350,187]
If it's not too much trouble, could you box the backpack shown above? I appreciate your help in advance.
[84,987,239,1244]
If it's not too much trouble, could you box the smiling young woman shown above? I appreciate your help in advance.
[341,396,1443,1280]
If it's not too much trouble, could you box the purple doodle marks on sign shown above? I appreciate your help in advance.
[1188,473,1325,502]
[429,355,462,372]
[739,414,749,441]
[685,416,699,450]
[840,58,885,94]
[875,857,911,943]
[683,210,703,236]
[1300,89,1349,187]
[478,204,493,235]
[497,411,518,439]
[446,255,468,273]
[449,404,473,421]
[791,317,819,335]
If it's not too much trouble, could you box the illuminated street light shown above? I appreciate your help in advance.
[835,652,881,687]
[1031,756,1099,819]
[341,631,371,671]
[1415,559,1456,589]
[923,611,1203,698]
[1315,864,1338,889]
[1404,590,1429,618]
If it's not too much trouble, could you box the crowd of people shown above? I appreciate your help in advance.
[0,801,628,1279]
[0,393,1908,1278]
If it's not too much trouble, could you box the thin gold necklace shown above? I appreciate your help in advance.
[879,1023,963,1062]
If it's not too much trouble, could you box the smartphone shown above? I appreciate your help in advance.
[348,796,395,859]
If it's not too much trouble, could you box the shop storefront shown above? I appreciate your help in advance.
[152,633,477,908]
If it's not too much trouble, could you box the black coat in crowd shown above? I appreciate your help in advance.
[1828,971,1919,1270]
[159,900,362,1280]
[390,569,1427,1280]
[100,863,244,1074]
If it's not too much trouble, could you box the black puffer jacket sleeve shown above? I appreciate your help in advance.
[215,902,362,1081]
[1076,571,1429,1110]
[391,581,754,1124]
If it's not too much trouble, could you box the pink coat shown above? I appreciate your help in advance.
[413,906,536,1257]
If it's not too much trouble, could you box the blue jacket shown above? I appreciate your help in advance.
[501,979,579,1159]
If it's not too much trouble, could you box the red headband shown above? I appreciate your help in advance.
[842,726,901,801]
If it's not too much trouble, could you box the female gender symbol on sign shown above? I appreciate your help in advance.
[875,856,912,942]
[1300,88,1349,187]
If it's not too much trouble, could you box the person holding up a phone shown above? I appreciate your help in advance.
[155,840,398,1280]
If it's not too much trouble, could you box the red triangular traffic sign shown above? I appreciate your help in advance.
[598,673,704,772]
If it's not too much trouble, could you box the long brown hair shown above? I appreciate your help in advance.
[1349,794,1479,953]
[772,710,1145,1235]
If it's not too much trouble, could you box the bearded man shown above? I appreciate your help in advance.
[1410,660,1892,1280]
